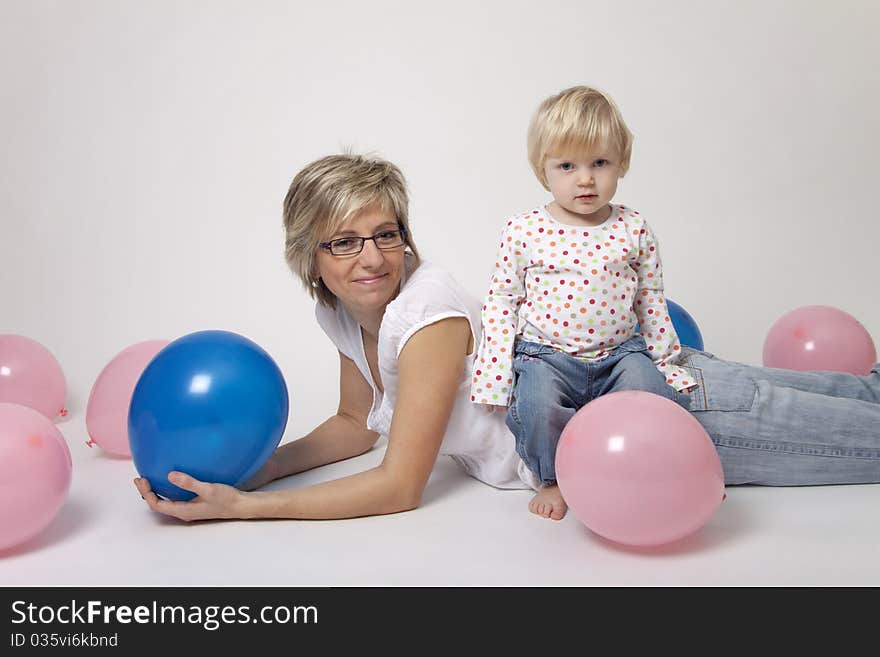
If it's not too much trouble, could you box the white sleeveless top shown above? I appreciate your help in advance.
[315,259,539,491]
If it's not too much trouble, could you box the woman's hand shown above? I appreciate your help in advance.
[134,472,249,522]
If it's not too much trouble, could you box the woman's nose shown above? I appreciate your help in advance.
[357,238,385,266]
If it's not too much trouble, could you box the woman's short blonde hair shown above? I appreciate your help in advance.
[527,86,633,190]
[282,153,420,307]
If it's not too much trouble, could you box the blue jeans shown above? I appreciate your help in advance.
[678,348,880,485]
[506,336,687,485]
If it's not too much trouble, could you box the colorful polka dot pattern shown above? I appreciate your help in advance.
[471,205,694,405]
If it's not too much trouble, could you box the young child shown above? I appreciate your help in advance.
[471,86,696,520]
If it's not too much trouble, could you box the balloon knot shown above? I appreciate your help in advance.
[85,437,96,448]
[60,408,68,417]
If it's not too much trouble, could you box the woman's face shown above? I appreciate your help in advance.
[314,206,406,317]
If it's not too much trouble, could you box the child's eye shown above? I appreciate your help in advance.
[594,159,609,167]
[559,162,574,171]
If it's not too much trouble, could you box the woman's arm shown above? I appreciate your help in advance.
[242,351,379,489]
[134,317,471,521]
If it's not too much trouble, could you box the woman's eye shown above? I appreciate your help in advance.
[333,238,358,249]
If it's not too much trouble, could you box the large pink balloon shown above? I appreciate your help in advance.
[0,402,72,551]
[556,391,725,547]
[85,340,170,457]
[0,334,67,420]
[763,305,876,375]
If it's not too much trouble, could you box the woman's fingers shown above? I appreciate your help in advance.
[134,477,158,504]
[134,473,241,522]
[133,475,199,521]
[167,471,211,497]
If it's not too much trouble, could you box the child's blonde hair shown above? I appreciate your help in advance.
[527,86,633,190]
[282,152,420,308]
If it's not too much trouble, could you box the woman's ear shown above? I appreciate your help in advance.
[307,260,323,288]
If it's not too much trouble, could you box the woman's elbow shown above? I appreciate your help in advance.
[397,491,423,513]
[385,484,423,513]
[353,431,380,457]
[338,413,380,455]
[379,470,425,513]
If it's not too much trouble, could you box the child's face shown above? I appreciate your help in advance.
[543,146,622,225]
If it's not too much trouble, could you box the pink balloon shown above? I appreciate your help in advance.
[85,340,170,457]
[0,335,67,420]
[556,391,725,547]
[763,305,876,375]
[0,402,72,551]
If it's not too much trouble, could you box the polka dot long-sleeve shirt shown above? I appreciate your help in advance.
[470,204,695,406]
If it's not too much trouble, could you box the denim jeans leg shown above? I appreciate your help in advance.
[729,359,880,403]
[506,344,586,485]
[592,337,689,408]
[679,349,880,485]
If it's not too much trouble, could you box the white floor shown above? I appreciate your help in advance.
[2,410,879,587]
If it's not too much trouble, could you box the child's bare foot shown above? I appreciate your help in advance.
[528,484,568,520]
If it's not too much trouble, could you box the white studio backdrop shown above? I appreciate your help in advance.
[2,0,878,442]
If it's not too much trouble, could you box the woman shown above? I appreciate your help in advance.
[135,153,880,521]
[136,153,539,521]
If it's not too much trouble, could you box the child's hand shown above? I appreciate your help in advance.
[487,404,508,414]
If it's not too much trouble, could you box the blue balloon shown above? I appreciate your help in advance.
[635,299,704,351]
[129,330,288,501]
[667,300,704,351]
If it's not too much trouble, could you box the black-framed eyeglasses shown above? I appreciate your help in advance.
[319,225,408,257]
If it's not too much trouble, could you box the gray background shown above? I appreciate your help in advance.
[2,0,878,584]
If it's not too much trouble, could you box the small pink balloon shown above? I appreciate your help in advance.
[0,402,72,551]
[763,305,876,375]
[0,335,67,420]
[556,391,725,547]
[85,340,170,457]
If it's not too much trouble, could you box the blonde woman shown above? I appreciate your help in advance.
[136,153,540,521]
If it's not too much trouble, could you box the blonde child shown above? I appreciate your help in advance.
[471,86,696,520]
